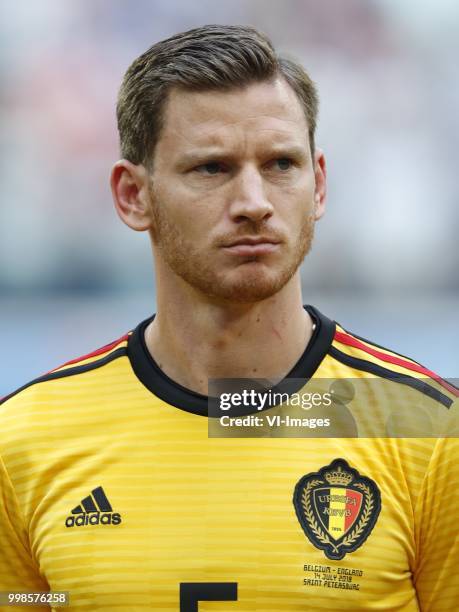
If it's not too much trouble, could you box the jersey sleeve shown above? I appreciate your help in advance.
[413,435,459,610]
[0,452,50,610]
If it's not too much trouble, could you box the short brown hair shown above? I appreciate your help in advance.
[117,24,319,168]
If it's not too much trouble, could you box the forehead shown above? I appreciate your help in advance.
[157,78,309,153]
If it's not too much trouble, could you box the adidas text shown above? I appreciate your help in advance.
[65,512,122,527]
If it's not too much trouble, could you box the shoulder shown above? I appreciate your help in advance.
[327,321,459,409]
[0,331,131,409]
[0,331,134,479]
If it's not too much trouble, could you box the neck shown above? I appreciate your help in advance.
[144,272,314,396]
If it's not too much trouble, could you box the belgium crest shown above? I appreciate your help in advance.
[293,458,381,560]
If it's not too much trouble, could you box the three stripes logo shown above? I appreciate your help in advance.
[65,486,122,528]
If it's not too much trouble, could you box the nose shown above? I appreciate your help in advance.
[228,165,274,223]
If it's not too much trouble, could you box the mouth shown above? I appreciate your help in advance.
[222,237,281,257]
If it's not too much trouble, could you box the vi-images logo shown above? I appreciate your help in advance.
[65,486,122,528]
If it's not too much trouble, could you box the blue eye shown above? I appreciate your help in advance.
[196,162,223,175]
[275,158,292,170]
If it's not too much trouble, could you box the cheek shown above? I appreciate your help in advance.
[159,191,218,243]
[274,183,315,222]
[154,182,194,223]
[272,170,315,199]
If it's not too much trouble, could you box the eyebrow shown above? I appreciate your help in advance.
[177,149,227,168]
[176,144,308,168]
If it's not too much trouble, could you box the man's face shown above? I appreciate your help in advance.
[147,77,325,303]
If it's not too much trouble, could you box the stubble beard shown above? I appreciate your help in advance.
[150,188,315,304]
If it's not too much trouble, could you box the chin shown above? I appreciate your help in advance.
[206,267,295,304]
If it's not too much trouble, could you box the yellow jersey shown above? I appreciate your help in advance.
[1,306,458,611]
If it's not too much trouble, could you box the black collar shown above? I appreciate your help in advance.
[128,305,336,416]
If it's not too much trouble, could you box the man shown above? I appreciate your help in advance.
[0,24,457,611]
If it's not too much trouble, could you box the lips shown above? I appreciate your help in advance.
[223,237,281,257]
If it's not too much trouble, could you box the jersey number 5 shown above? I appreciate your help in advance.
[180,582,238,611]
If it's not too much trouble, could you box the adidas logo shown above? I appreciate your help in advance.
[65,486,122,528]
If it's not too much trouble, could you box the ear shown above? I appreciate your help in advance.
[110,160,152,231]
[313,148,327,221]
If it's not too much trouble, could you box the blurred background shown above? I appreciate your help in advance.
[1,0,458,396]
